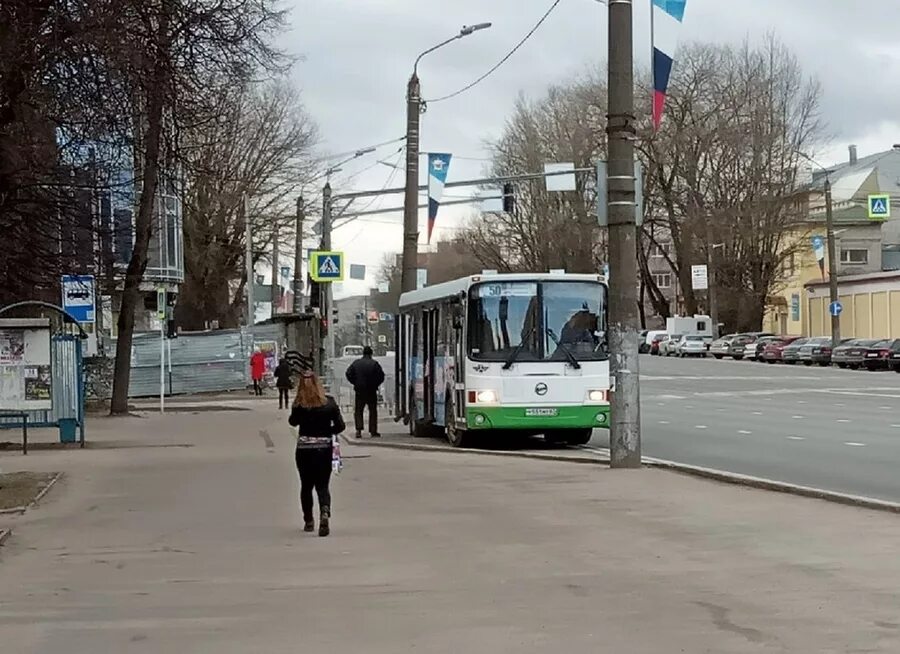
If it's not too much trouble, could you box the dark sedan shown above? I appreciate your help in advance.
[798,337,832,365]
[781,338,811,364]
[809,338,854,366]
[863,339,900,371]
[832,339,879,369]
[891,342,900,373]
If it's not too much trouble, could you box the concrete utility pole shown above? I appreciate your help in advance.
[824,177,841,347]
[606,0,641,468]
[705,218,721,340]
[321,183,335,384]
[401,73,421,294]
[293,196,304,313]
[244,193,254,327]
[271,222,280,318]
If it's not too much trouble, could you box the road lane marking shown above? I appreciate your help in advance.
[752,411,763,415]
[881,406,892,410]
[695,425,708,430]
[658,394,686,400]
[891,425,900,429]
[797,400,807,404]
[738,430,752,435]
[792,415,804,419]
[844,442,866,447]
[658,420,670,425]
[787,436,805,441]
[837,419,850,423]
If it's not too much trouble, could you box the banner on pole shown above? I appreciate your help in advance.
[651,0,688,130]
[427,153,452,244]
[811,235,826,280]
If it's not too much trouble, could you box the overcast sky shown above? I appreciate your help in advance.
[284,0,900,298]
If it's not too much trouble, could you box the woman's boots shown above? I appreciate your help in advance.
[318,507,330,537]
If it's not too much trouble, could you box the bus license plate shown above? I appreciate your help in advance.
[525,408,558,417]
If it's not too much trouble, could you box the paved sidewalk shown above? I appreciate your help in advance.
[1,406,900,652]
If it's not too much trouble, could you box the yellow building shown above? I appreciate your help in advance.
[764,146,900,335]
[805,271,900,339]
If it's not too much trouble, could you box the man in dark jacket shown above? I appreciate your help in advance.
[345,346,385,438]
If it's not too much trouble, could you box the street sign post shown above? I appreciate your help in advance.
[829,300,843,317]
[868,194,891,220]
[691,264,708,290]
[61,275,95,323]
[310,251,345,282]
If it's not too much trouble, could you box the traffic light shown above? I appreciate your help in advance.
[332,307,339,325]
[502,183,516,214]
[308,277,321,310]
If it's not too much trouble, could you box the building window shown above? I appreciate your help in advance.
[652,273,672,289]
[650,243,671,258]
[840,249,868,265]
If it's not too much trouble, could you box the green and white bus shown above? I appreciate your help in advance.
[395,272,610,447]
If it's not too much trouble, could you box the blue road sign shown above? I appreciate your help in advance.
[829,300,843,317]
[868,194,891,220]
[310,251,344,282]
[61,275,95,323]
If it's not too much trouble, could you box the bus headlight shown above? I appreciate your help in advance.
[475,389,498,404]
[588,389,608,402]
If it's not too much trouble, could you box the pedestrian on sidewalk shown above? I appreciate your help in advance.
[288,370,346,536]
[345,345,385,439]
[274,358,293,409]
[250,348,266,396]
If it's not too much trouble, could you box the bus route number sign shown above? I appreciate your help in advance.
[477,282,537,298]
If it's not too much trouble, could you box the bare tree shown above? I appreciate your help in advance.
[106,0,287,414]
[177,79,318,330]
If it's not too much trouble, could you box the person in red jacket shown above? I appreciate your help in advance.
[250,349,266,396]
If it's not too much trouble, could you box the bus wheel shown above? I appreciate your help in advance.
[445,395,471,448]
[565,429,593,446]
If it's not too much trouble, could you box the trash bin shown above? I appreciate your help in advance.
[59,418,77,443]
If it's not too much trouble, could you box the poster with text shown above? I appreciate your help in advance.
[24,365,51,401]
[0,330,25,363]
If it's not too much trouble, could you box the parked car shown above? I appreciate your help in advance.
[645,330,667,355]
[832,339,879,369]
[650,333,669,356]
[809,337,853,366]
[891,341,900,373]
[797,337,831,365]
[639,330,650,353]
[744,335,780,362]
[863,339,900,371]
[762,336,803,363]
[710,332,772,360]
[676,334,708,357]
[781,338,812,364]
[660,334,683,356]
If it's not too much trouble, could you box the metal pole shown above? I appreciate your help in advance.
[244,193,254,327]
[607,0,641,468]
[271,222,280,318]
[705,218,720,339]
[167,337,172,396]
[159,313,165,414]
[322,183,335,387]
[825,177,841,347]
[400,73,421,294]
[293,196,305,313]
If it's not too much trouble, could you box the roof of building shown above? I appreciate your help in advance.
[805,269,900,288]
[807,147,900,202]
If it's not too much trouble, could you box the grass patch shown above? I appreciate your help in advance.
[0,472,59,511]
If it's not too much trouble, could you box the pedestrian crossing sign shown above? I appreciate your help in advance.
[310,250,344,282]
[867,194,891,220]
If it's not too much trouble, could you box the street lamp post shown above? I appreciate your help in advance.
[401,23,492,295]
[798,152,841,348]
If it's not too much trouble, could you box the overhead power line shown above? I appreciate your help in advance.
[318,136,406,162]
[424,0,564,104]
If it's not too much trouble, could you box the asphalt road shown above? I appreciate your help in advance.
[630,353,900,503]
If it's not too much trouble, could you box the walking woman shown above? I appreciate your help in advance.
[288,371,345,536]
[274,358,293,409]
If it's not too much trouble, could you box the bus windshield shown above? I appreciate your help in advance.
[468,280,608,362]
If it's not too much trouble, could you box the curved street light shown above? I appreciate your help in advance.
[401,22,492,296]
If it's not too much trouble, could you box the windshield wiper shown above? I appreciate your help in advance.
[502,324,536,370]
[545,328,582,369]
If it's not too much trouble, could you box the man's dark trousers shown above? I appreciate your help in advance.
[354,391,378,435]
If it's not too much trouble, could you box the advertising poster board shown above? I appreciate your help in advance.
[0,319,52,412]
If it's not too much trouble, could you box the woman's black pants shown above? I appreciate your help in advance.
[295,447,332,521]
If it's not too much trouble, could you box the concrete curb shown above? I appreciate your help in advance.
[30,472,62,508]
[340,435,607,466]
[0,506,26,516]
[0,528,11,547]
[642,457,900,514]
